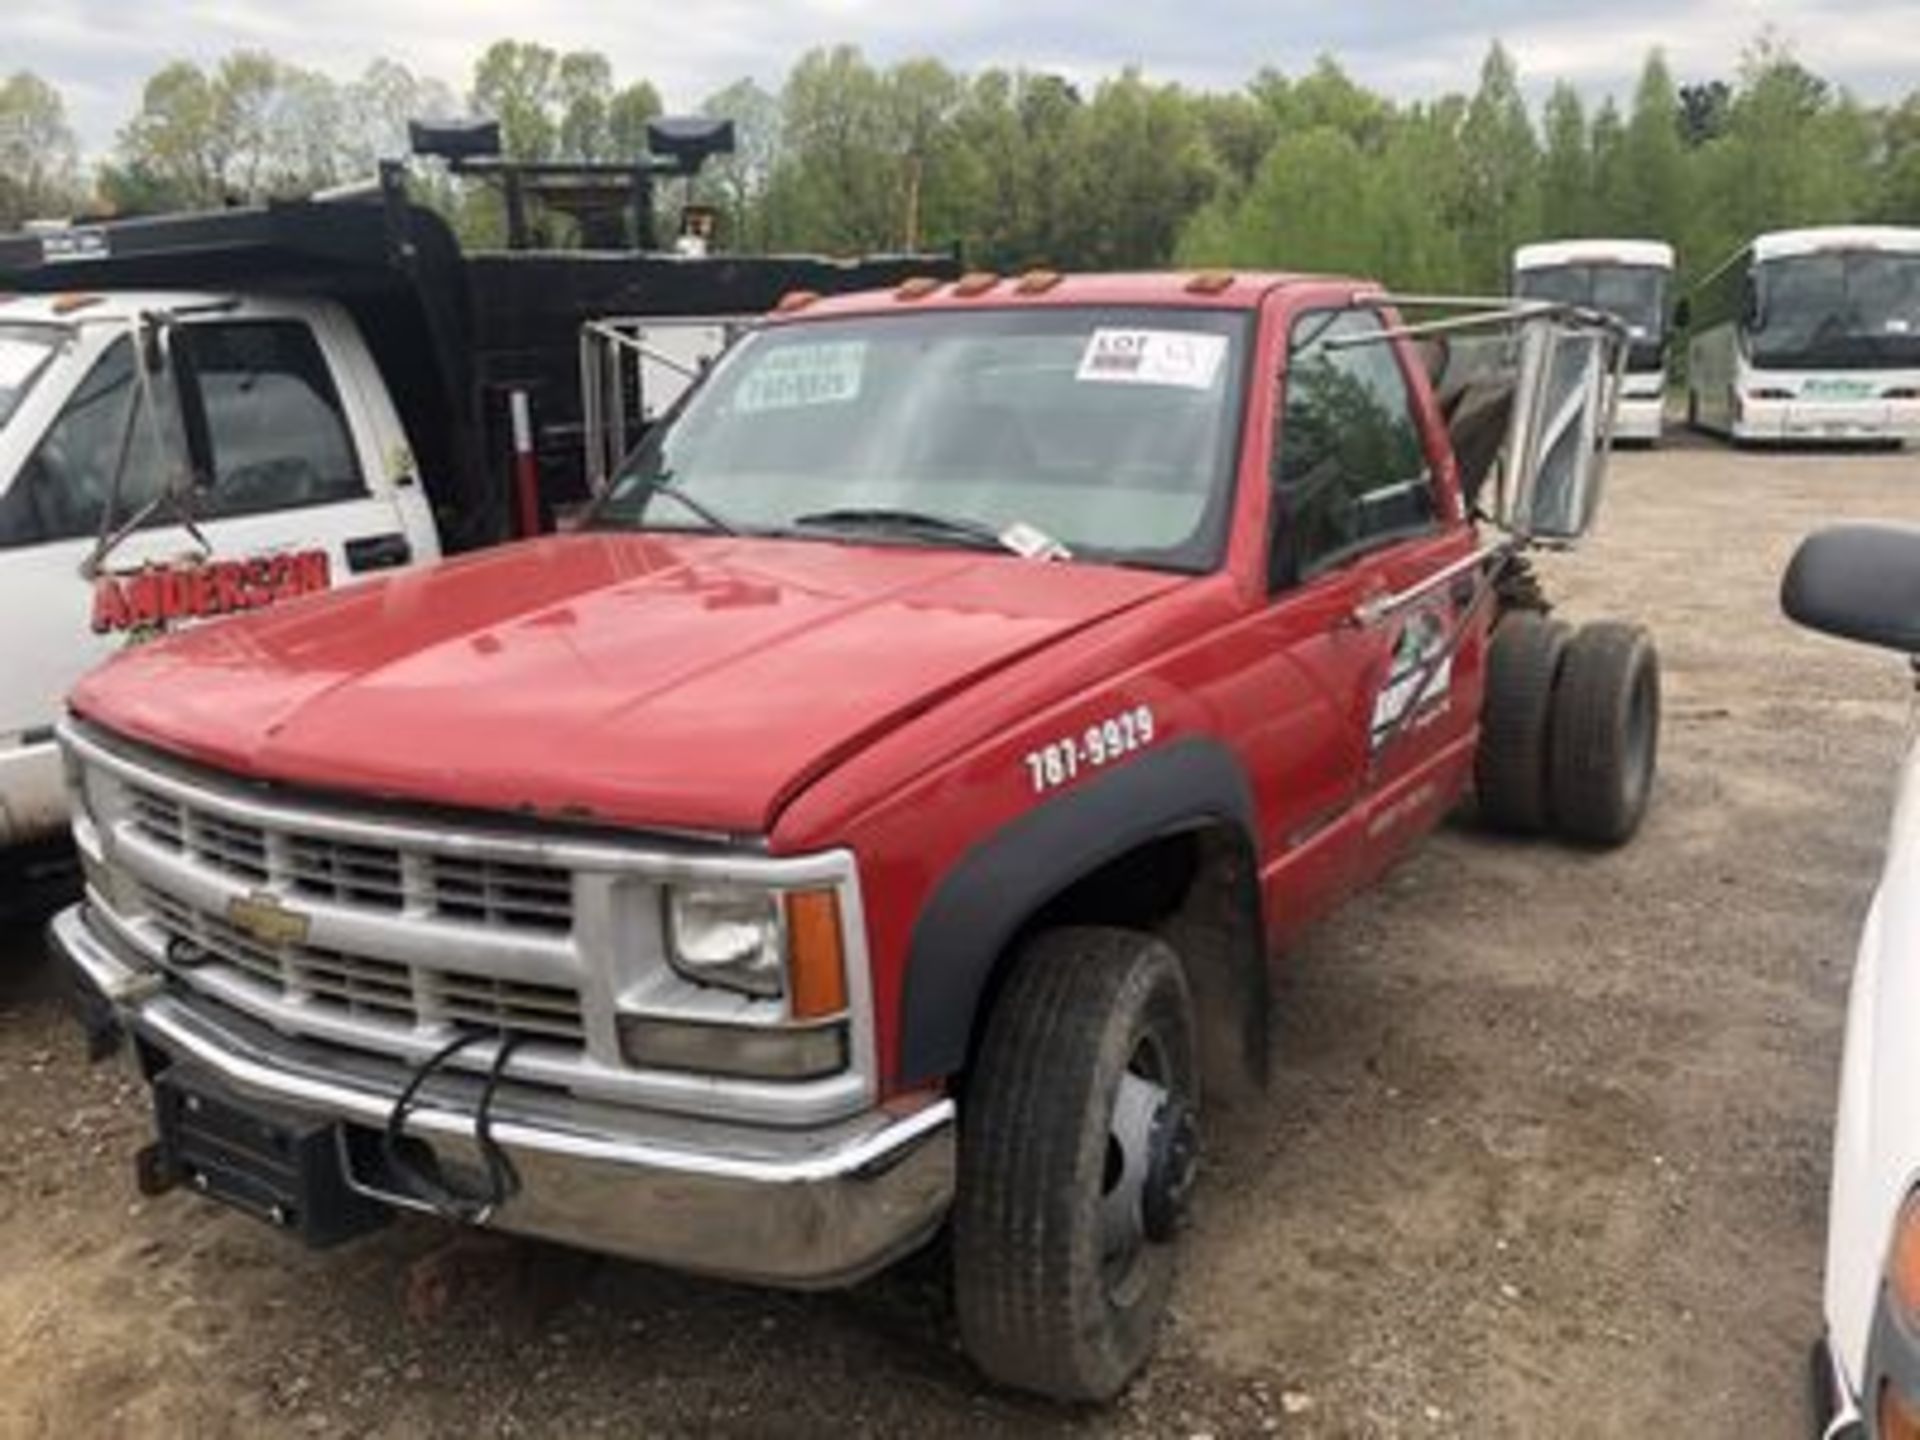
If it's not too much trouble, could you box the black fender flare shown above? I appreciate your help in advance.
[895,737,1262,1088]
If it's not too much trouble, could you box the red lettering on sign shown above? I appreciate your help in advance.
[90,580,132,635]
[87,549,337,635]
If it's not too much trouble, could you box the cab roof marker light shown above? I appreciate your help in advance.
[50,292,103,315]
[894,276,945,302]
[774,289,821,314]
[1013,270,1062,294]
[1186,271,1236,295]
[952,272,1001,298]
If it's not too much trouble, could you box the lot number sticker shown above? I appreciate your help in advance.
[1076,329,1227,390]
[736,341,867,412]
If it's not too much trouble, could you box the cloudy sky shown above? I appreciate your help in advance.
[12,0,1920,152]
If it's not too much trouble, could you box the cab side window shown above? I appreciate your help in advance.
[181,321,367,519]
[0,338,165,550]
[1270,310,1436,587]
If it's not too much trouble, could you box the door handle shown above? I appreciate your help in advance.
[344,532,413,574]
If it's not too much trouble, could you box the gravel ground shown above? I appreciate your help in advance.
[0,437,1913,1438]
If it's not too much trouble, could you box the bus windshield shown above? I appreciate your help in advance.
[0,324,62,431]
[1752,250,1920,370]
[1516,264,1667,367]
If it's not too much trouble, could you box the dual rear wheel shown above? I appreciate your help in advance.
[1475,611,1661,846]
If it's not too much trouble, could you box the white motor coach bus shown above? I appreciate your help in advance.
[1514,239,1675,443]
[1682,225,1920,446]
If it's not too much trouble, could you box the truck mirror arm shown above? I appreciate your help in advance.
[77,311,214,581]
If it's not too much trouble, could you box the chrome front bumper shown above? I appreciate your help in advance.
[52,904,956,1288]
[1811,1331,1865,1439]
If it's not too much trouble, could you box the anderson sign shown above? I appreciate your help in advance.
[91,551,333,634]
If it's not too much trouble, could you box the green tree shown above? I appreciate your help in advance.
[696,78,780,248]
[1458,42,1540,286]
[1617,52,1686,242]
[1539,82,1591,237]
[1588,98,1629,235]
[607,80,663,160]
[470,40,560,160]
[1066,70,1216,268]
[0,71,80,227]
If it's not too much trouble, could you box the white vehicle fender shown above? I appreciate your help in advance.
[1826,737,1920,1380]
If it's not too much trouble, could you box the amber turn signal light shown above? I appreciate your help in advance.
[784,889,848,1021]
[1882,1380,1920,1440]
[1891,1191,1920,1330]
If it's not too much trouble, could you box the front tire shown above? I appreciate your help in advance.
[1548,622,1661,846]
[953,926,1198,1402]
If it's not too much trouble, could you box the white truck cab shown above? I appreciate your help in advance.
[1784,524,1920,1438]
[0,289,440,856]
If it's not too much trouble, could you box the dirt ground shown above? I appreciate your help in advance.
[2,437,1914,1438]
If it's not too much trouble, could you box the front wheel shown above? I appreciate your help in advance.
[953,926,1199,1401]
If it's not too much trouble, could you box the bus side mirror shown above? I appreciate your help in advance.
[1671,297,1691,331]
[1782,524,1920,654]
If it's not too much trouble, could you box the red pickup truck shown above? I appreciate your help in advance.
[50,271,1657,1401]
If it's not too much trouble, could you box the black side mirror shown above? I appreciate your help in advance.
[1782,524,1920,653]
[1671,297,1691,331]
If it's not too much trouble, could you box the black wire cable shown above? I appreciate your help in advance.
[381,1029,526,1225]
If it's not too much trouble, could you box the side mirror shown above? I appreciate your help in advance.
[1671,297,1691,331]
[1489,316,1623,544]
[1782,524,1920,653]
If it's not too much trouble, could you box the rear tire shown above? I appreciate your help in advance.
[953,926,1198,1402]
[1548,622,1661,847]
[1475,612,1571,835]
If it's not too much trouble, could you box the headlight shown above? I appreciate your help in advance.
[664,885,785,998]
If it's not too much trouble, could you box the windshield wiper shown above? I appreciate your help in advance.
[792,506,1027,555]
[625,472,739,536]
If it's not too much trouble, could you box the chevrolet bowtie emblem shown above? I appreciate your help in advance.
[226,891,311,948]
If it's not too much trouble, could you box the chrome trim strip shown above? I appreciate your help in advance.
[57,904,948,1183]
[62,718,824,881]
[1817,1331,1865,1440]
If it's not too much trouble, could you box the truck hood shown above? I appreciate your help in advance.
[70,533,1186,834]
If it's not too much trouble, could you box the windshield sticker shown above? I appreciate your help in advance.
[1076,329,1227,390]
[735,342,867,412]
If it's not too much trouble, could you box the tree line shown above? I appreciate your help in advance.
[5,35,1919,292]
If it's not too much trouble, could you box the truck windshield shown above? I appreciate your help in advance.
[1516,265,1668,369]
[1751,250,1920,370]
[0,323,62,430]
[594,306,1251,571]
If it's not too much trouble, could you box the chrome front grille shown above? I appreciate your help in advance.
[139,883,587,1044]
[127,782,574,935]
[65,716,878,1123]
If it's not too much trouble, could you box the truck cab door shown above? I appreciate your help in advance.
[1250,307,1476,934]
[0,306,432,845]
